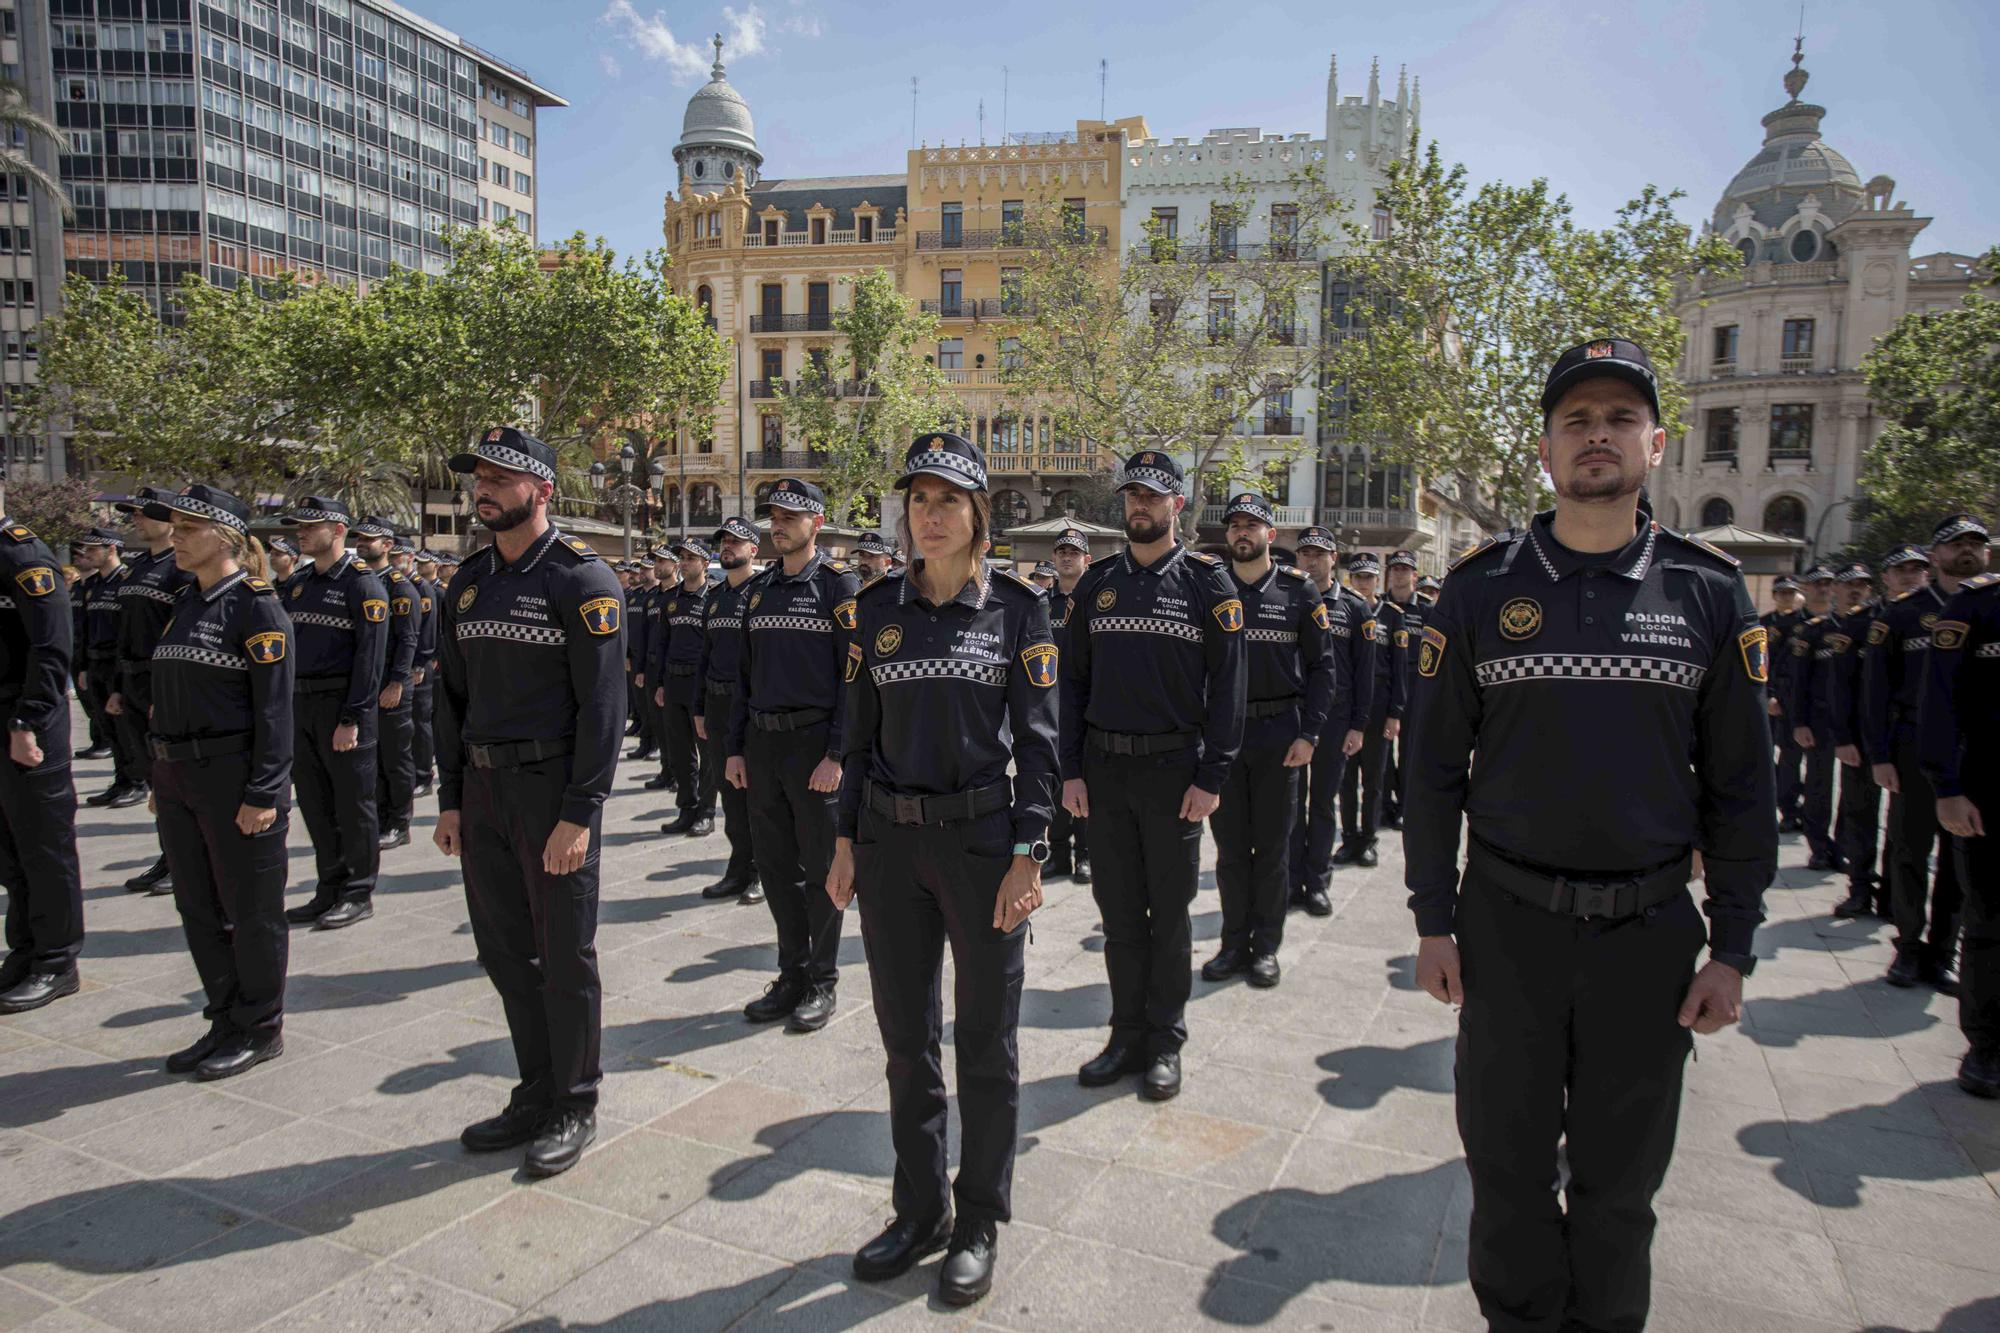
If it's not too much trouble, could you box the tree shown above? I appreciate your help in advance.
[1857,250,2000,551]
[0,78,70,221]
[5,477,96,555]
[775,268,958,526]
[1320,140,1740,521]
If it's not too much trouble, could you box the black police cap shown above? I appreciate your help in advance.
[671,535,713,560]
[1223,492,1275,525]
[1386,549,1418,570]
[1297,526,1338,552]
[1118,450,1184,495]
[1883,545,1928,568]
[75,526,124,548]
[267,536,299,558]
[142,484,251,534]
[1835,563,1872,584]
[757,478,826,517]
[112,485,169,515]
[1031,560,1057,578]
[1540,337,1662,423]
[855,531,896,556]
[449,425,558,483]
[349,515,396,539]
[713,516,759,545]
[282,495,352,525]
[1932,514,1990,547]
[896,433,987,492]
[1053,527,1090,554]
[1347,552,1383,575]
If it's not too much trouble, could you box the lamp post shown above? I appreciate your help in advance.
[589,444,647,561]
[1806,496,1858,572]
[653,455,670,536]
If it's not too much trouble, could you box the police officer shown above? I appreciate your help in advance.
[1416,574,1441,606]
[277,497,389,931]
[1885,518,1988,992]
[653,537,717,835]
[855,531,896,583]
[0,506,84,1015]
[68,549,107,762]
[727,478,859,1031]
[626,557,660,758]
[1381,549,1424,830]
[110,486,196,893]
[436,426,626,1176]
[692,518,762,903]
[1763,576,1807,831]
[1920,528,1999,1097]
[1047,527,1092,882]
[1782,565,1843,870]
[1860,546,1938,929]
[1028,560,1057,591]
[1334,551,1402,867]
[1826,562,1884,916]
[1201,493,1331,989]
[1290,527,1371,916]
[1061,449,1244,1100]
[637,544,682,793]
[141,486,293,1078]
[1406,338,1774,1332]
[409,550,442,800]
[828,433,1056,1306]
[267,536,299,586]
[353,517,418,849]
[75,529,144,809]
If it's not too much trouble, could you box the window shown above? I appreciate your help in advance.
[937,338,964,370]
[1000,198,1023,242]
[1762,496,1807,540]
[857,214,873,242]
[1063,197,1087,240]
[1769,404,1814,460]
[761,415,783,449]
[1149,206,1178,259]
[761,348,783,382]
[1000,267,1024,313]
[939,268,962,314]
[1699,497,1734,527]
[206,137,243,172]
[760,283,783,318]
[389,68,415,97]
[1781,318,1815,360]
[940,201,962,246]
[489,85,508,107]
[1000,337,1022,370]
[1789,230,1819,262]
[1371,203,1391,240]
[1208,294,1234,343]
[511,95,529,116]
[513,131,530,154]
[515,173,532,196]
[1269,202,1299,256]
[491,164,509,190]
[1711,324,1738,366]
[490,122,509,147]
[359,53,387,81]
[1703,408,1739,462]
[291,212,322,243]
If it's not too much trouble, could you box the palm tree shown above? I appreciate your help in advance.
[0,79,71,222]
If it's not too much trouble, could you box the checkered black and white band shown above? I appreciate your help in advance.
[1245,627,1296,644]
[285,508,345,524]
[1091,614,1201,644]
[1475,653,1706,691]
[707,616,743,632]
[472,442,555,482]
[1054,533,1090,552]
[1117,464,1180,494]
[1348,558,1381,574]
[290,612,354,630]
[0,595,14,610]
[160,494,247,532]
[765,489,824,514]
[903,449,986,488]
[122,583,180,605]
[1977,643,2000,659]
[457,618,566,647]
[1298,533,1337,551]
[871,657,1008,688]
[717,519,758,543]
[750,614,831,634]
[1905,636,1932,652]
[154,643,247,671]
[670,612,703,627]
[1935,518,1988,545]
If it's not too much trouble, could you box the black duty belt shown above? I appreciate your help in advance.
[297,675,352,695]
[666,663,699,677]
[466,738,572,770]
[865,778,1011,827]
[750,706,830,733]
[148,731,251,763]
[1246,696,1300,719]
[704,680,737,697]
[1087,727,1197,757]
[1468,839,1692,921]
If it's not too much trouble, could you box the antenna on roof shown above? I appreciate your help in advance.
[1098,58,1107,120]
[910,77,919,149]
[978,98,985,144]
[1002,67,1009,143]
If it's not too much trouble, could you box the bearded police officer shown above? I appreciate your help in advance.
[652,536,718,837]
[278,497,389,931]
[1047,527,1092,882]
[1290,526,1371,915]
[1763,575,1807,831]
[693,517,762,903]
[436,426,625,1176]
[76,529,143,809]
[1201,493,1331,989]
[1334,551,1401,868]
[1061,450,1244,1100]
[1382,549,1424,829]
[1406,338,1775,1332]
[727,478,860,1032]
[1781,565,1843,870]
[353,517,418,850]
[855,531,896,584]
[110,486,194,894]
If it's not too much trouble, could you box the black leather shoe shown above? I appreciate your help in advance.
[686,814,715,838]
[377,826,410,851]
[1958,1047,2000,1100]
[1072,856,1091,884]
[626,745,654,759]
[702,877,746,899]
[660,809,698,835]
[1833,886,1872,918]
[147,874,175,897]
[1925,951,1962,997]
[460,1103,548,1153]
[1778,815,1803,834]
[125,856,170,893]
[85,783,123,808]
[1807,852,1836,871]
[107,785,148,809]
[788,984,836,1033]
[285,897,335,925]
[1142,1052,1182,1101]
[738,881,765,905]
[1078,1039,1146,1087]
[412,780,434,799]
[1302,887,1333,917]
[745,975,807,1023]
[316,899,373,931]
[78,744,114,760]
[165,1025,228,1074]
[937,1217,997,1307]
[1356,844,1380,868]
[1886,945,1922,988]
[1379,811,1402,831]
[196,1031,282,1080]
[852,1212,953,1282]
[1330,841,1360,865]
[1247,953,1281,988]
[0,967,79,1014]
[1201,947,1249,982]
[524,1110,596,1177]
[644,773,675,791]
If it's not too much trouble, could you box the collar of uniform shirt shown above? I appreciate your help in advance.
[1232,563,1279,594]
[1525,510,1657,584]
[897,558,991,609]
[487,525,560,575]
[1120,543,1187,577]
[768,548,825,583]
[311,552,354,580]
[198,568,250,602]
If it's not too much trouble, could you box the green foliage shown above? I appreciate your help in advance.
[0,79,70,221]
[1858,249,2000,552]
[5,477,97,555]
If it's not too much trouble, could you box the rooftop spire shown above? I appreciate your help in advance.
[1367,55,1380,104]
[711,32,726,81]
[1783,16,1808,101]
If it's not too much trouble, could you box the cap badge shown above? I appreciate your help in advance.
[485,428,503,442]
[1585,341,1615,359]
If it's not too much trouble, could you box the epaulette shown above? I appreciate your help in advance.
[1186,550,1222,567]
[1448,530,1511,573]
[857,567,903,600]
[386,568,406,582]
[1962,572,2000,593]
[993,566,1042,596]
[243,576,274,594]
[1658,525,1740,567]
[1278,565,1307,580]
[1893,587,1924,602]
[559,536,600,562]
[1089,553,1120,570]
[1,524,33,543]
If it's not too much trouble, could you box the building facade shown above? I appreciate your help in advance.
[1657,43,1982,558]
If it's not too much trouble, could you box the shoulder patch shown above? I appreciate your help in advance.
[1933,620,1969,651]
[832,598,858,630]
[994,567,1043,596]
[2,524,34,543]
[1186,550,1222,567]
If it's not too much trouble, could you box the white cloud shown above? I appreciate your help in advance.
[598,52,623,80]
[599,1,820,83]
[779,2,822,39]
[600,0,712,83]
[721,5,767,58]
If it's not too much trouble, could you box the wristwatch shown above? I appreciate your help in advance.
[1710,950,1757,977]
[7,718,30,733]
[1012,839,1050,864]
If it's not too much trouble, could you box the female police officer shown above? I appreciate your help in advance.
[826,432,1058,1307]
[143,485,294,1080]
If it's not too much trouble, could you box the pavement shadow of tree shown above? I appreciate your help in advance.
[1737,1084,1980,1206]
[1316,1036,1455,1108]
[1198,1162,1465,1324]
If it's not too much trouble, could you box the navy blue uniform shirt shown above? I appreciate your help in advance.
[1233,563,1335,746]
[373,565,418,688]
[81,564,126,662]
[649,577,714,705]
[727,550,861,759]
[1920,574,2000,799]
[0,522,73,755]
[283,553,388,724]
[1315,580,1374,741]
[1862,586,1945,766]
[115,545,193,706]
[694,574,753,705]
[148,570,294,807]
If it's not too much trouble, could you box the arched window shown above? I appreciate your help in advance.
[1736,238,1757,265]
[1699,497,1734,528]
[753,480,777,507]
[991,488,1031,531]
[1789,229,1819,262]
[696,285,712,315]
[1048,489,1082,518]
[662,483,682,525]
[689,483,722,526]
[1762,495,1807,540]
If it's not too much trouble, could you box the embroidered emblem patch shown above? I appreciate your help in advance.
[875,624,903,657]
[1933,620,1969,651]
[290,584,304,600]
[456,586,477,613]
[1498,597,1542,641]
[1739,626,1768,683]
[834,599,858,631]
[1311,602,1330,631]
[1395,628,1409,650]
[749,591,763,612]
[1418,625,1446,678]
[1020,642,1058,688]
[364,598,390,622]
[580,597,620,635]
[245,630,287,664]
[845,642,862,682]
[421,597,432,613]
[13,566,54,597]
[1867,620,1888,646]
[1095,586,1116,612]
[1213,599,1244,632]
[392,596,412,616]
[1921,613,1939,630]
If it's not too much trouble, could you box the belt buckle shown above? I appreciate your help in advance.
[468,746,492,770]
[1110,734,1135,756]
[892,794,925,826]
[1566,879,1617,919]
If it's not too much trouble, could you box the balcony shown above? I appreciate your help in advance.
[749,449,830,471]
[1778,354,1816,374]
[1145,240,1319,264]
[1709,358,1737,379]
[984,452,1103,474]
[915,225,1104,251]
[747,378,786,399]
[1198,504,1317,527]
[1701,451,1740,470]
[1767,448,1814,470]
[743,227,896,247]
[1240,417,1304,437]
[748,312,835,334]
[1318,505,1423,540]
[920,298,1039,321]
[921,299,973,320]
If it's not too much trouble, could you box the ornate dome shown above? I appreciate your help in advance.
[678,38,759,161]
[1712,42,1862,232]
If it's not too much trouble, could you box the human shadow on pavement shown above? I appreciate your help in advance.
[1737,1084,1981,1206]
[1018,981,1113,1032]
[1385,953,1419,991]
[0,1056,173,1131]
[1741,977,1941,1049]
[508,1262,947,1331]
[1751,913,1890,957]
[1316,1035,1455,1108]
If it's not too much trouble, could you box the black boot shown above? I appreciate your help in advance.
[0,967,79,1014]
[285,896,335,926]
[165,1024,229,1075]
[461,1103,548,1152]
[1833,884,1872,918]
[937,1217,998,1307]
[660,809,698,835]
[316,899,374,930]
[125,856,171,893]
[852,1212,953,1282]
[1247,953,1281,988]
[1078,1038,1146,1087]
[686,813,715,838]
[644,773,675,791]
[738,880,765,905]
[377,826,410,851]
[788,984,836,1033]
[524,1109,596,1177]
[1201,946,1249,982]
[1142,1052,1182,1101]
[85,783,124,808]
[1330,840,1360,865]
[1355,842,1380,868]
[195,1030,282,1080]
[701,876,745,900]
[1924,948,1961,997]
[1958,1047,2000,1100]
[744,975,807,1023]
[1886,945,1923,988]
[1301,886,1333,917]
[107,784,149,809]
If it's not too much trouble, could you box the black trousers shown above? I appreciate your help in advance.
[461,759,603,1114]
[663,691,706,815]
[1083,750,1201,1054]
[1290,734,1348,893]
[856,806,1025,1225]
[292,691,380,908]
[0,743,82,976]
[1957,776,1999,1053]
[744,723,842,986]
[652,688,676,784]
[626,671,648,743]
[1890,733,1962,957]
[155,753,289,1037]
[1385,735,1405,817]
[1835,758,1881,887]
[83,661,137,788]
[1210,733,1297,955]
[1799,729,1837,859]
[1339,702,1391,845]
[1772,716,1803,819]
[114,670,153,789]
[410,682,435,785]
[76,670,104,749]
[1049,804,1087,866]
[376,698,415,833]
[704,688,754,885]
[1455,870,1704,1333]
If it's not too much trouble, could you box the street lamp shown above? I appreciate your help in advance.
[652,455,670,535]
[589,445,646,560]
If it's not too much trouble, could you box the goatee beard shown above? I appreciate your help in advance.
[720,554,749,570]
[1125,513,1171,544]
[480,500,534,532]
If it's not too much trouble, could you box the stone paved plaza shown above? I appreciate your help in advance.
[1,735,1998,1332]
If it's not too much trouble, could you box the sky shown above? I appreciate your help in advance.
[422,0,1998,267]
